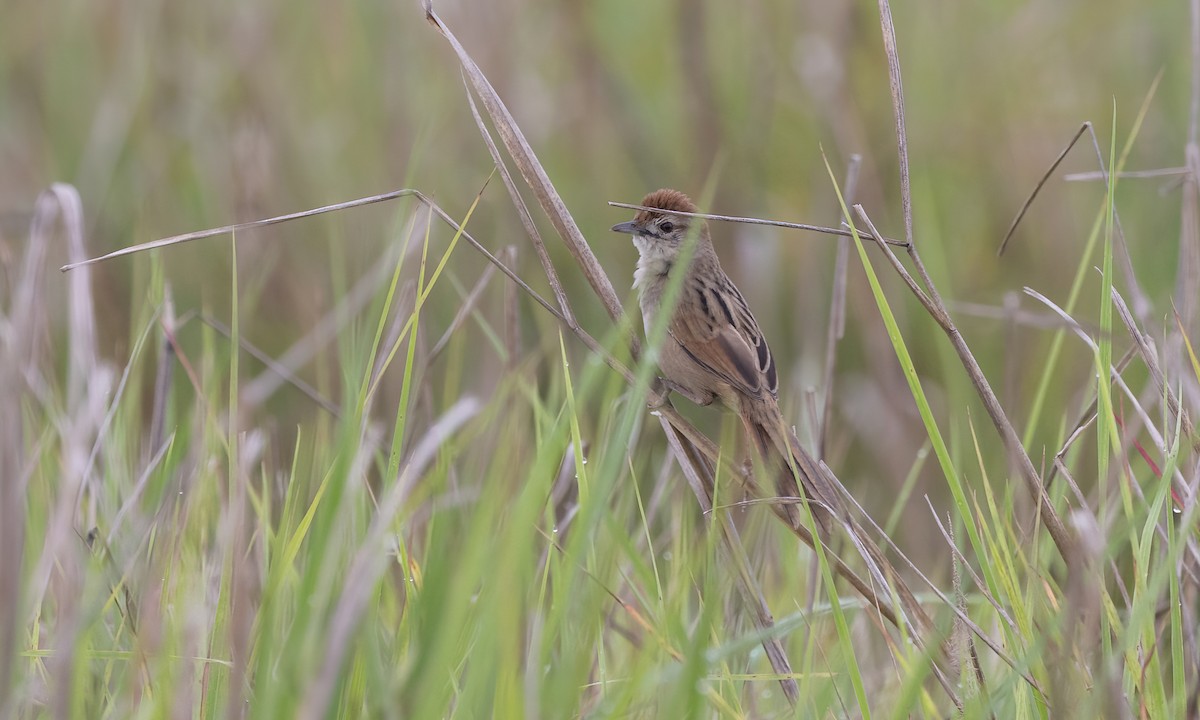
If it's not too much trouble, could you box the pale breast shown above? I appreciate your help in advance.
[633,238,675,335]
[632,237,674,288]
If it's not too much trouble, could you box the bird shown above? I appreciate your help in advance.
[612,188,839,534]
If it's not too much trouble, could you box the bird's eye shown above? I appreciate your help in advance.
[659,221,675,234]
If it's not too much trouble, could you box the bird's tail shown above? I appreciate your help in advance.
[741,398,840,536]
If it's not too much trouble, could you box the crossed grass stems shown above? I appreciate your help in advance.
[49,2,1200,714]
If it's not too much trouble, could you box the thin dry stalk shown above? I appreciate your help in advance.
[548,442,581,540]
[161,310,205,400]
[61,188,423,272]
[949,299,1102,333]
[1025,288,1161,465]
[0,260,32,714]
[197,313,340,416]
[1191,0,1200,145]
[875,0,913,249]
[606,201,906,248]
[368,279,418,415]
[996,119,1154,326]
[1065,167,1190,182]
[944,512,989,707]
[642,452,675,542]
[998,123,1089,256]
[50,185,98,417]
[106,433,175,546]
[73,313,156,532]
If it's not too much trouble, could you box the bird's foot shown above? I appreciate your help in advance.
[647,378,671,409]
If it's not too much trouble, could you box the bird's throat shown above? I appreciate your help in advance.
[632,236,674,292]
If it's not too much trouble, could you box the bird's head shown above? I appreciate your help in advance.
[611,188,705,261]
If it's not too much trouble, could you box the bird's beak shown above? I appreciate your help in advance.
[611,221,638,235]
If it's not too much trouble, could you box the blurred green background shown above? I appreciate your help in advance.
[1,0,1186,539]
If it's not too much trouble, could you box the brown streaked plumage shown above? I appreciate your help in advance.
[613,189,837,532]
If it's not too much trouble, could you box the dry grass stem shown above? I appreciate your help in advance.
[875,0,914,249]
[949,299,1104,333]
[60,188,423,272]
[998,123,1090,256]
[106,433,175,546]
[195,313,340,416]
[605,200,906,247]
[1064,167,1190,182]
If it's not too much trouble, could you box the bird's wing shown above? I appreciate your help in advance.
[669,277,778,400]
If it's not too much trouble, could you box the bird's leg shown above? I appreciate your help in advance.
[651,377,715,408]
[647,377,672,409]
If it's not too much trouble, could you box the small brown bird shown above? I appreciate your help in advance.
[613,188,838,533]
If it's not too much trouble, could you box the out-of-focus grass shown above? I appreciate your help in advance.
[3,0,1199,717]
